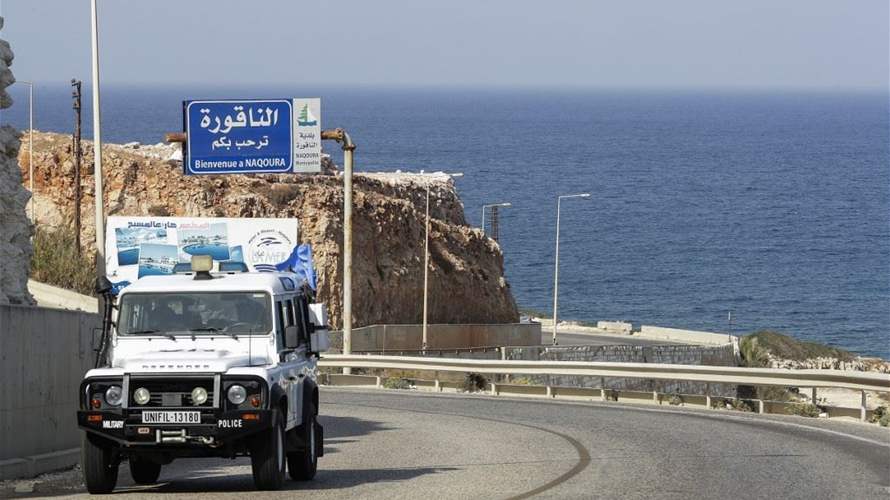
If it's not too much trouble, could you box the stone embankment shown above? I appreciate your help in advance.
[20,131,518,328]
[0,17,33,305]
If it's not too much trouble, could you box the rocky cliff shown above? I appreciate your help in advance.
[20,131,518,327]
[0,17,34,305]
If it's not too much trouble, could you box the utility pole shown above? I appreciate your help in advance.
[72,79,83,255]
[728,310,733,343]
[90,0,106,279]
[490,206,500,242]
[481,202,511,239]
[552,193,590,345]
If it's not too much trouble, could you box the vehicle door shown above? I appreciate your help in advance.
[280,296,303,428]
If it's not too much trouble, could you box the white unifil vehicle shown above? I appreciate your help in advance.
[77,256,329,493]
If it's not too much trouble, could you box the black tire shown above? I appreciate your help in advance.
[81,433,119,494]
[129,457,161,485]
[251,409,286,490]
[287,401,318,481]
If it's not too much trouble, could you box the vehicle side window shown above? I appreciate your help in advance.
[275,300,286,350]
[285,299,295,327]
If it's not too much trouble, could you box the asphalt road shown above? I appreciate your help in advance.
[8,388,890,499]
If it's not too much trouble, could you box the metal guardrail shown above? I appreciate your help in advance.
[319,354,890,392]
[319,354,890,422]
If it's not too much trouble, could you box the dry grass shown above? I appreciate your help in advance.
[30,227,95,296]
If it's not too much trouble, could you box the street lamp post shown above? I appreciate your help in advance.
[481,202,511,236]
[18,81,33,222]
[90,0,106,279]
[551,193,590,345]
[422,171,463,352]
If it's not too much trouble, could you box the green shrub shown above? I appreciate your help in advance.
[721,399,753,412]
[510,376,535,385]
[30,227,95,296]
[382,377,411,390]
[787,402,821,418]
[870,406,890,427]
[462,373,487,393]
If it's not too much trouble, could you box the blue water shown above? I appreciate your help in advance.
[3,86,888,357]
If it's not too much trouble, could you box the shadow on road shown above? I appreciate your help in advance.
[113,465,459,494]
[321,414,392,439]
[5,414,400,498]
[320,414,392,456]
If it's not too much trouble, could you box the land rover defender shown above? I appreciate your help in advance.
[77,256,328,493]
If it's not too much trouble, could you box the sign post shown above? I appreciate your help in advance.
[183,98,321,175]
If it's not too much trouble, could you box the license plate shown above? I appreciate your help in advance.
[141,411,201,424]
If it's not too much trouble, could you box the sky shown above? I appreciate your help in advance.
[0,0,887,89]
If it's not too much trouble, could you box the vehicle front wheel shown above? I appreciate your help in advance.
[82,433,119,494]
[129,457,161,485]
[287,402,318,481]
[251,409,286,490]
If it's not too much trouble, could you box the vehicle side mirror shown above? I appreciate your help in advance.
[94,276,113,295]
[285,325,300,350]
[310,331,329,354]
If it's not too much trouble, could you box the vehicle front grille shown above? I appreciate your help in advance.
[128,378,215,408]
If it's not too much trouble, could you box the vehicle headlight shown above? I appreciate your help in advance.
[133,387,151,405]
[191,386,208,406]
[227,384,247,405]
[104,385,123,406]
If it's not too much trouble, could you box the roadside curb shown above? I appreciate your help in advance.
[0,448,79,481]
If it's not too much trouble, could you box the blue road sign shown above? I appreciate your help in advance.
[184,99,293,175]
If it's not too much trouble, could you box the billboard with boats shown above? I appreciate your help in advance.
[105,216,299,289]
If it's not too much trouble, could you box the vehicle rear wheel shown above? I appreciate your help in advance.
[129,457,162,485]
[82,433,119,494]
[251,409,286,490]
[287,401,318,481]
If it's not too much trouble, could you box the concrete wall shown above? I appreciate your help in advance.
[504,343,739,397]
[28,280,98,313]
[597,321,632,334]
[329,323,540,352]
[636,325,736,346]
[0,305,99,479]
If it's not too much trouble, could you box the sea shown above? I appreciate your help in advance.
[2,85,888,358]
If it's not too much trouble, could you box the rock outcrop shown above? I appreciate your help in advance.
[20,131,518,327]
[0,17,34,305]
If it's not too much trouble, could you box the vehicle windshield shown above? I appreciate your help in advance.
[117,292,272,335]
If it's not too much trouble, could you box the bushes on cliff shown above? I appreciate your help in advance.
[30,226,95,296]
[787,402,822,418]
[740,330,855,366]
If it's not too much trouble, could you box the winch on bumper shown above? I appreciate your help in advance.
[77,375,274,447]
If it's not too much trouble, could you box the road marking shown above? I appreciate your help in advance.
[328,401,591,498]
[632,406,890,449]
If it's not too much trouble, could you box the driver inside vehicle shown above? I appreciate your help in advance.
[119,292,272,335]
[235,299,263,328]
